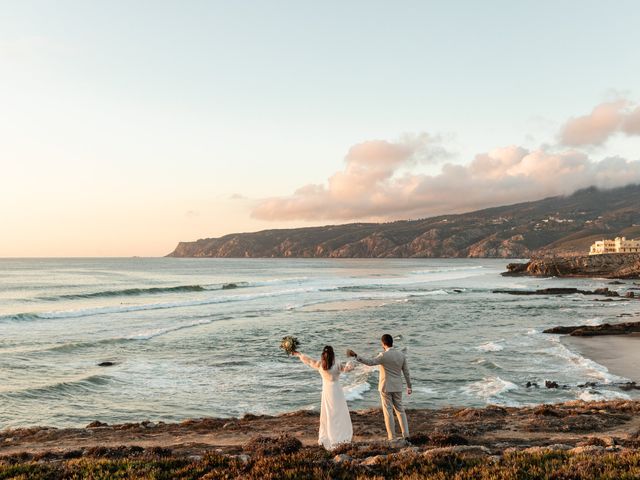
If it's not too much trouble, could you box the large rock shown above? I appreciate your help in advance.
[523,445,572,453]
[570,445,605,455]
[543,321,640,336]
[493,287,621,297]
[503,254,640,279]
[333,454,352,463]
[361,454,387,465]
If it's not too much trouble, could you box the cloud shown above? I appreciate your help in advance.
[252,141,640,222]
[252,100,640,223]
[559,100,640,146]
[622,105,640,135]
[252,133,449,220]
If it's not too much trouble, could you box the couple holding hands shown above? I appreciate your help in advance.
[293,334,412,450]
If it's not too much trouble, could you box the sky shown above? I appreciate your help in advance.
[1,1,640,257]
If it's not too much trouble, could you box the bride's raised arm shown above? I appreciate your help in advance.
[293,352,320,369]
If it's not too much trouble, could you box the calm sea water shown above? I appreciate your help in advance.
[1,258,638,428]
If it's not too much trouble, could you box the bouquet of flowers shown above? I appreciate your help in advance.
[280,336,300,356]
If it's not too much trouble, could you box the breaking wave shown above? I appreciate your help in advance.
[35,283,250,301]
[1,288,316,323]
[462,376,519,403]
[476,341,504,352]
[344,381,372,401]
[579,390,631,402]
[545,336,627,384]
[0,374,113,400]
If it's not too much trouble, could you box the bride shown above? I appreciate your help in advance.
[293,346,354,449]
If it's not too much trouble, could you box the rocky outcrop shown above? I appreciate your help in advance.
[168,184,640,258]
[503,254,640,279]
[543,321,640,336]
[329,233,400,257]
[493,287,623,297]
[467,234,531,258]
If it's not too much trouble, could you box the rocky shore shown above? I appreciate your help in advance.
[494,286,637,298]
[2,401,640,479]
[544,321,640,336]
[503,253,640,278]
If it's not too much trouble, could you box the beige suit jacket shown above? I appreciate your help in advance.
[356,347,411,393]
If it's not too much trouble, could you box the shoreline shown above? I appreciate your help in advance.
[561,333,640,383]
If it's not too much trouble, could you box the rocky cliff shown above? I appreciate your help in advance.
[504,253,640,278]
[168,184,640,258]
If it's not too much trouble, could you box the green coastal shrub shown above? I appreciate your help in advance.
[242,434,303,456]
[3,448,640,479]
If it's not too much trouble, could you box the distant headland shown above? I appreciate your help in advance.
[167,184,640,259]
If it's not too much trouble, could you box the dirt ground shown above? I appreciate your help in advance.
[2,400,640,458]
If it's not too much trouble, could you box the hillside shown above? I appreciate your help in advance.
[167,184,640,258]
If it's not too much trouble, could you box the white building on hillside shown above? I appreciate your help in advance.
[589,236,640,255]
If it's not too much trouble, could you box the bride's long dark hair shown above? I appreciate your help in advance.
[321,345,335,370]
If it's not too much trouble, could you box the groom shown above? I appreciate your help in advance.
[347,334,412,442]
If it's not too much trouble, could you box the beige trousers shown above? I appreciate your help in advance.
[380,391,409,440]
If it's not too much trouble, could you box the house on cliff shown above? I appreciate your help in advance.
[589,236,640,255]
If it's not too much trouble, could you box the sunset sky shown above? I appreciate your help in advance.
[2,1,640,257]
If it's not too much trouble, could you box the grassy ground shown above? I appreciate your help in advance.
[2,441,640,479]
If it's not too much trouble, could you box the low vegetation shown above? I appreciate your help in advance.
[3,443,640,479]
[4,402,640,478]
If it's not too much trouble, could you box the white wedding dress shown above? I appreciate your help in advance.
[298,353,354,449]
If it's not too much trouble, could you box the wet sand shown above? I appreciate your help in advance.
[562,333,640,383]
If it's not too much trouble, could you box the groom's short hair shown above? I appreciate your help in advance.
[381,334,393,347]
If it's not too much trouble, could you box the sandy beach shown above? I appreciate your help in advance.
[562,333,640,383]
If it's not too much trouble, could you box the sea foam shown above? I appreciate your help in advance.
[344,381,371,401]
[462,376,519,403]
[476,341,504,352]
[579,390,631,402]
[546,336,627,384]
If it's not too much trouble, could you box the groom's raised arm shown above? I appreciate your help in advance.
[354,352,383,366]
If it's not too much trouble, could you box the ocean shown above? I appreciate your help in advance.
[1,257,637,429]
